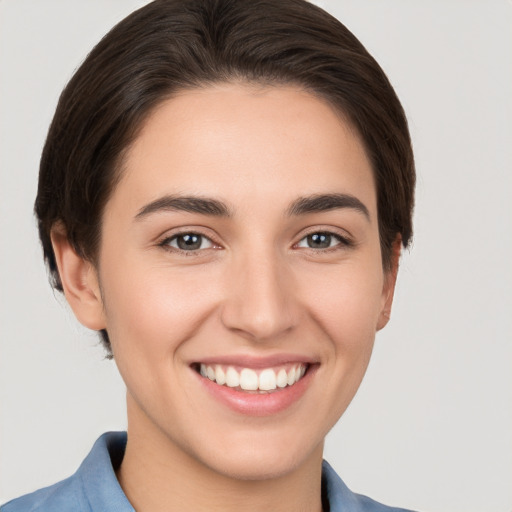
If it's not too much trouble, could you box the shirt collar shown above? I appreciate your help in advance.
[78,432,134,512]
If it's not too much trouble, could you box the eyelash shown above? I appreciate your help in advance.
[158,229,353,255]
[294,230,354,252]
[159,231,219,255]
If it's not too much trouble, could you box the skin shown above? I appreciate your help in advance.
[51,83,399,512]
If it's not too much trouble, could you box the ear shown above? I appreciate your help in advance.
[376,236,402,331]
[51,226,106,331]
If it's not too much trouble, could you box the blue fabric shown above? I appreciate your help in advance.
[1,432,416,512]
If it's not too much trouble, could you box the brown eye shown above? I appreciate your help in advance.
[307,233,332,249]
[165,233,214,251]
[296,232,348,250]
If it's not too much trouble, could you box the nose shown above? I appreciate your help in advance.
[220,249,299,341]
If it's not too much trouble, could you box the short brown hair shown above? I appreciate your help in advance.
[35,0,415,353]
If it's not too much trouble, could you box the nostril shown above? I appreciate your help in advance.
[219,263,299,340]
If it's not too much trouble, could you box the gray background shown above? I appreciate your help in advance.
[1,1,511,510]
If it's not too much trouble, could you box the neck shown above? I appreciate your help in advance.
[116,396,324,512]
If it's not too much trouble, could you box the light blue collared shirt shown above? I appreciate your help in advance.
[1,432,416,512]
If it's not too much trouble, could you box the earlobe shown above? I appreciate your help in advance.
[376,236,402,331]
[50,226,106,331]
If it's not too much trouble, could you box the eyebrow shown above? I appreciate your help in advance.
[135,195,232,219]
[286,193,370,220]
[135,192,369,221]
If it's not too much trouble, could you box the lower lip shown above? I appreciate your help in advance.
[194,366,317,416]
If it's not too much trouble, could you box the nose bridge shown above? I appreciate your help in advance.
[221,245,297,341]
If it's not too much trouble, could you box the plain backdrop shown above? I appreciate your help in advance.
[1,1,511,511]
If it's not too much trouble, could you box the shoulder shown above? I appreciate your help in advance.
[0,476,84,512]
[1,432,130,512]
[322,460,417,512]
[349,493,417,512]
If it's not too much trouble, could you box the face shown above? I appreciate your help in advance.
[79,83,396,480]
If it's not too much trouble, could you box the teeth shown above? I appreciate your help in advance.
[198,363,307,391]
[276,369,288,388]
[215,366,226,385]
[259,369,277,391]
[225,367,240,388]
[287,367,296,386]
[206,366,216,381]
[240,369,258,390]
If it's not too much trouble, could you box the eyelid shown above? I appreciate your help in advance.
[157,227,223,253]
[293,227,354,250]
[154,225,354,253]
[167,234,214,250]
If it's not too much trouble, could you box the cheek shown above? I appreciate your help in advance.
[100,256,221,358]
[302,262,385,349]
[296,266,384,434]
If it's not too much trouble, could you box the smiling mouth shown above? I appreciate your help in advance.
[192,363,309,394]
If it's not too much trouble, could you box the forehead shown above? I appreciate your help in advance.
[112,83,376,218]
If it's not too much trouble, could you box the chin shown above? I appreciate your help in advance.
[192,434,323,482]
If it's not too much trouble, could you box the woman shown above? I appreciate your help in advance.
[1,0,416,510]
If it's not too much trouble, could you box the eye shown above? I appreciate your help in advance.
[163,233,215,251]
[296,232,348,250]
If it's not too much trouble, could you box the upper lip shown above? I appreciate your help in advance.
[191,353,318,369]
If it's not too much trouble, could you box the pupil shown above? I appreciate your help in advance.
[308,233,331,249]
[178,234,201,250]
